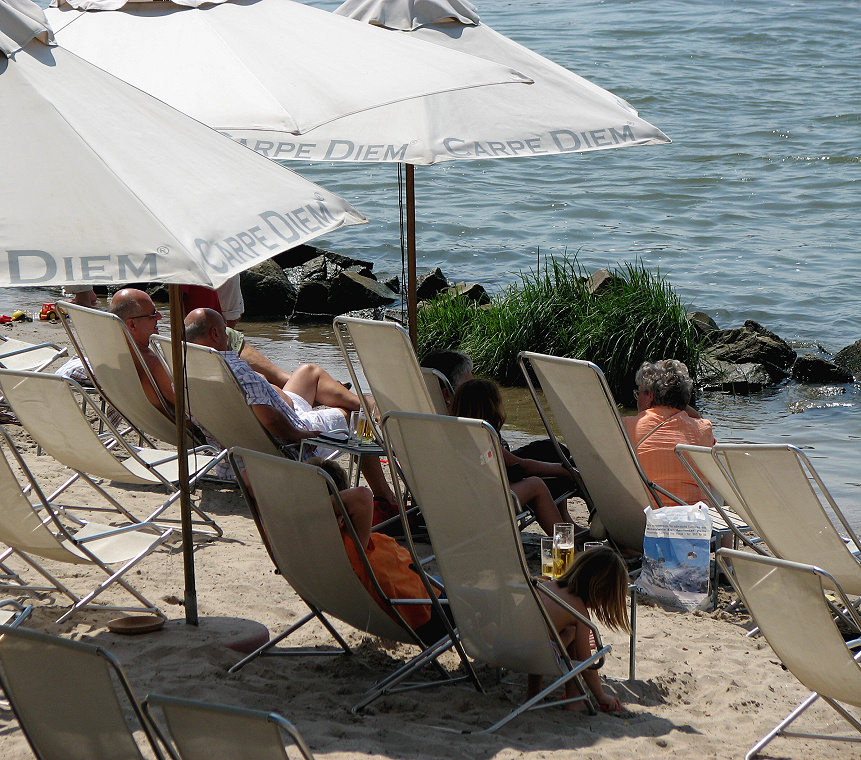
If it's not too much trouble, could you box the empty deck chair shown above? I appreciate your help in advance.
[0,626,166,760]
[225,447,466,704]
[0,369,222,534]
[714,443,861,601]
[381,411,616,732]
[0,335,66,373]
[675,444,763,553]
[717,549,861,759]
[518,352,668,553]
[0,427,171,623]
[57,301,185,447]
[143,694,315,760]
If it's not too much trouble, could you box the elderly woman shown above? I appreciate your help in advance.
[623,359,715,506]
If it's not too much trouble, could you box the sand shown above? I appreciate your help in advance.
[0,317,856,760]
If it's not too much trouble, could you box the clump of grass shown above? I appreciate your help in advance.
[417,255,701,403]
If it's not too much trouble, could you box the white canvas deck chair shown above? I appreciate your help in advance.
[0,427,171,623]
[0,334,66,373]
[717,549,861,759]
[225,447,467,705]
[714,443,861,624]
[0,369,223,535]
[143,694,315,760]
[518,352,666,553]
[381,411,615,733]
[675,444,764,553]
[421,366,453,415]
[0,626,167,760]
[57,301,188,448]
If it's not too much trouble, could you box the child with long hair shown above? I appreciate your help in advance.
[529,546,630,711]
[450,377,583,536]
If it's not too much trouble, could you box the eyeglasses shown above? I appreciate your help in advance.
[129,310,160,320]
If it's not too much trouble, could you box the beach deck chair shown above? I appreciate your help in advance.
[225,447,466,704]
[518,352,670,553]
[0,427,171,623]
[380,411,616,733]
[0,334,66,373]
[143,694,315,760]
[0,626,167,760]
[713,443,861,603]
[56,301,186,447]
[0,369,222,534]
[421,366,453,415]
[717,549,861,759]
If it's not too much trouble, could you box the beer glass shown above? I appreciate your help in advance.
[349,410,374,443]
[552,523,576,579]
[540,537,554,578]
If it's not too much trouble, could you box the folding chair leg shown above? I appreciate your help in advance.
[746,691,820,760]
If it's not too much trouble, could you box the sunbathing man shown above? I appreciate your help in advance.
[108,288,176,416]
[185,308,398,507]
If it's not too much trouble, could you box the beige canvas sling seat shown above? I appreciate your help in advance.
[0,626,168,760]
[713,443,861,624]
[143,694,315,760]
[380,411,617,733]
[0,335,66,373]
[421,366,453,415]
[0,427,171,623]
[716,549,861,759]
[0,369,223,536]
[675,444,764,553]
[56,301,194,448]
[225,447,469,705]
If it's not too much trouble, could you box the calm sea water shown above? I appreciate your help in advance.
[9,1,861,524]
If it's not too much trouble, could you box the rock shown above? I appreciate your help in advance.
[239,260,297,319]
[791,354,854,384]
[444,281,491,305]
[416,268,449,302]
[381,276,400,294]
[345,264,376,280]
[291,280,331,321]
[698,357,772,394]
[582,268,620,295]
[834,339,861,379]
[271,244,323,270]
[328,271,397,313]
[703,320,796,381]
[301,255,329,282]
[687,311,719,335]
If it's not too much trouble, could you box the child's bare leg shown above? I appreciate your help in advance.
[511,477,584,535]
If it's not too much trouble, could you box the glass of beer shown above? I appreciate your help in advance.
[552,523,576,579]
[540,537,555,578]
[349,410,374,443]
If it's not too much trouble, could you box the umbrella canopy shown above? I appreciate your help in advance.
[235,0,671,164]
[1,0,366,624]
[46,0,532,139]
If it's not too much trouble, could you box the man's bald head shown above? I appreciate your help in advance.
[109,288,153,320]
[185,308,229,351]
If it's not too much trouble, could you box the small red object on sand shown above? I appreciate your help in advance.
[0,315,11,324]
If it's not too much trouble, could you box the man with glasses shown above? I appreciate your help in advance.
[108,288,175,418]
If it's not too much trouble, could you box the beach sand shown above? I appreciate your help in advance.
[0,318,856,760]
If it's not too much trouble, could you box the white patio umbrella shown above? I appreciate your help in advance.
[45,0,532,139]
[294,0,672,345]
[0,0,366,623]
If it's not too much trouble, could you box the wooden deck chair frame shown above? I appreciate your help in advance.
[143,694,315,760]
[717,549,861,759]
[0,335,66,373]
[0,427,171,623]
[225,447,468,705]
[381,411,619,733]
[0,369,223,535]
[0,625,167,760]
[57,301,186,447]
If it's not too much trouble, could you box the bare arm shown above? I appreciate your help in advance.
[501,448,573,480]
[250,403,320,444]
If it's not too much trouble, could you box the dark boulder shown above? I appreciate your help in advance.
[582,268,621,296]
[271,244,323,270]
[328,271,398,313]
[444,281,491,306]
[240,260,297,319]
[791,354,854,384]
[416,268,450,302]
[703,320,796,381]
[834,339,861,379]
[698,357,772,394]
[291,280,331,321]
[381,276,400,294]
[687,311,719,336]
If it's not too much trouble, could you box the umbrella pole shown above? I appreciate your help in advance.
[168,285,198,626]
[406,164,418,350]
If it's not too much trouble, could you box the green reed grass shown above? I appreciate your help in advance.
[417,256,701,403]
